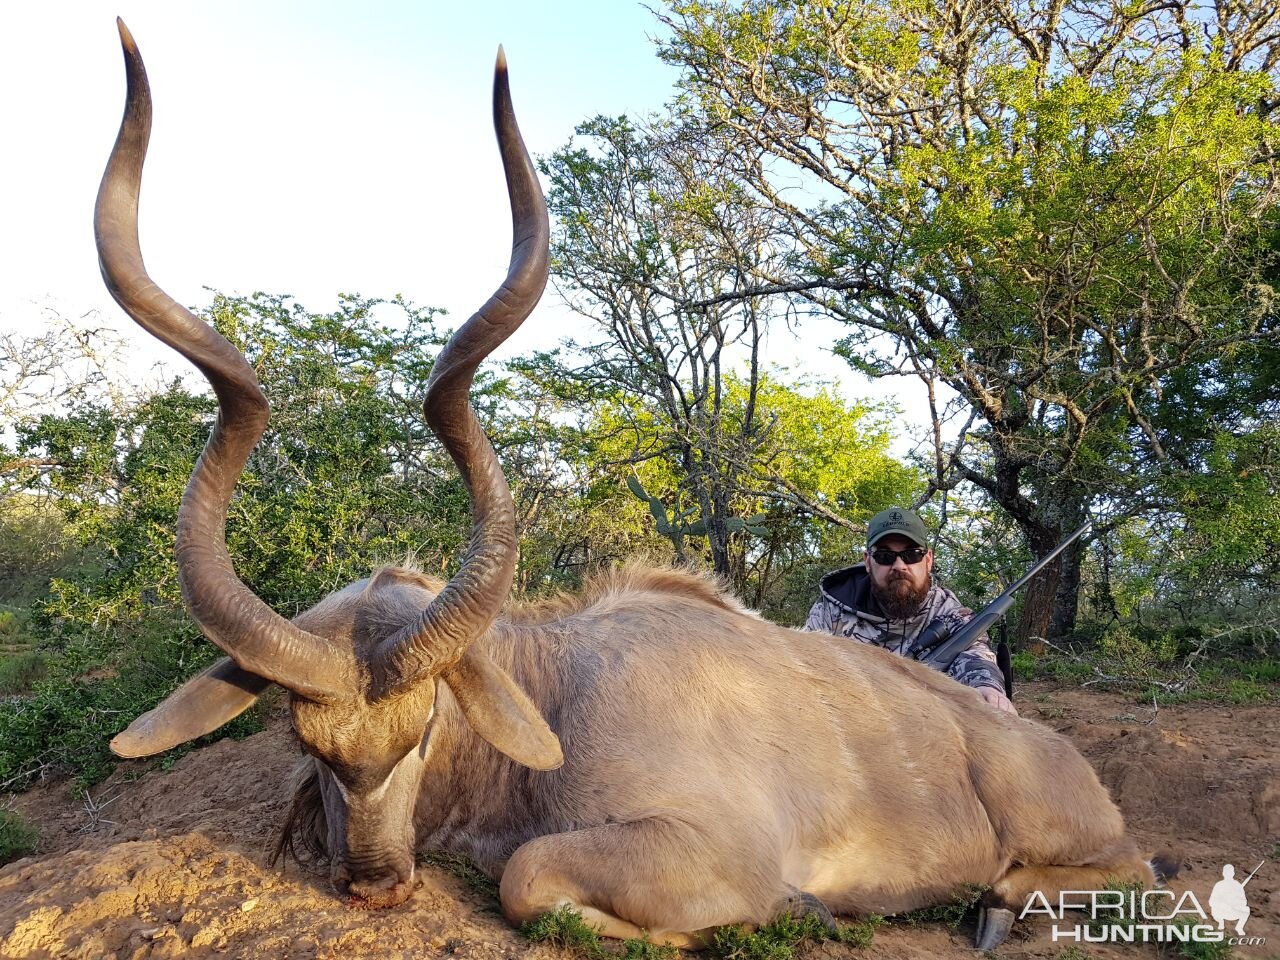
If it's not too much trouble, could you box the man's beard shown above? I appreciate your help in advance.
[872,574,930,620]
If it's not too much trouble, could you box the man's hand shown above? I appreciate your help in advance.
[979,687,1018,715]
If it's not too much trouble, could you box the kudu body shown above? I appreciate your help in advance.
[97,22,1156,950]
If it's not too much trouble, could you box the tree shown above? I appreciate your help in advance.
[0,312,131,505]
[541,113,899,582]
[657,0,1280,642]
[537,113,789,581]
[599,372,921,608]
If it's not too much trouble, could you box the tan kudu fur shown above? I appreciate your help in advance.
[95,21,1159,950]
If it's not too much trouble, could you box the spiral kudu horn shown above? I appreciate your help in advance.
[372,46,550,697]
[96,22,550,706]
[95,19,355,702]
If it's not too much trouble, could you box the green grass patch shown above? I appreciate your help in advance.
[521,906,877,960]
[713,912,879,960]
[621,936,682,960]
[1239,660,1280,683]
[521,906,613,957]
[1140,660,1280,706]
[520,906,681,960]
[0,651,48,694]
[0,809,38,865]
[890,884,986,930]
[1013,638,1280,706]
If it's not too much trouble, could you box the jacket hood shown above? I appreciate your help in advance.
[817,563,888,622]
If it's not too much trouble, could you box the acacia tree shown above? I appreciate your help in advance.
[536,113,921,590]
[658,0,1280,642]
[538,114,787,581]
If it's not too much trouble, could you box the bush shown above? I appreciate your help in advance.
[0,809,38,865]
[0,652,47,695]
[0,615,267,790]
[1097,624,1178,672]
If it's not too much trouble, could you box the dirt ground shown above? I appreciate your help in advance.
[0,682,1276,960]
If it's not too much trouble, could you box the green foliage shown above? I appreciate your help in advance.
[0,611,268,790]
[0,652,47,695]
[625,475,768,552]
[890,884,986,930]
[543,110,920,595]
[0,809,38,865]
[520,907,614,958]
[1015,626,1280,703]
[0,496,92,607]
[585,371,919,616]
[1156,426,1280,606]
[1097,625,1179,672]
[657,0,1280,643]
[712,912,878,960]
[0,292,488,787]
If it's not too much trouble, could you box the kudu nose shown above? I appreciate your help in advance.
[333,860,416,910]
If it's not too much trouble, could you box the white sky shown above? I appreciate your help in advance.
[1,1,933,446]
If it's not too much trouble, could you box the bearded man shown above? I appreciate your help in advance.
[804,508,1017,714]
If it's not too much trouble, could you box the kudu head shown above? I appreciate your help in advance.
[96,19,561,908]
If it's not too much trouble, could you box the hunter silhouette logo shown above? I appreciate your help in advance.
[1211,862,1262,935]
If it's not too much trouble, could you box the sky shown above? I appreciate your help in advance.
[1,1,931,442]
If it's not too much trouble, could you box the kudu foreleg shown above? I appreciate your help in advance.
[499,817,790,947]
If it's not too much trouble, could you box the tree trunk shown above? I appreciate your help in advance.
[1015,527,1061,652]
[707,514,732,579]
[1048,536,1084,640]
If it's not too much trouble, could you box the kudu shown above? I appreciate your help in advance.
[97,21,1162,950]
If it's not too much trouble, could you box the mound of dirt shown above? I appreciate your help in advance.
[1,684,1276,959]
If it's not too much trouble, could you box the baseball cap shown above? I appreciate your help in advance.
[866,508,930,549]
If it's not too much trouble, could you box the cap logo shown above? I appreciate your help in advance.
[889,510,903,524]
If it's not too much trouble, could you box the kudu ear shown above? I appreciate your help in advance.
[441,648,563,771]
[110,657,272,758]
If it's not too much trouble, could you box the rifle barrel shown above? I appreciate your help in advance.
[1003,521,1093,598]
[916,519,1093,669]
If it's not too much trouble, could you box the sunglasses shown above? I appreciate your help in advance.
[869,546,928,566]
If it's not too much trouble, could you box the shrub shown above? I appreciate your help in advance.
[0,809,38,865]
[0,652,47,695]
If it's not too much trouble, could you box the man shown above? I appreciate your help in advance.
[805,508,1017,714]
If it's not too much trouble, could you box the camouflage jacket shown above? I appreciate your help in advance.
[803,563,1006,695]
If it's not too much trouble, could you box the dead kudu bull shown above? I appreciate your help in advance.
[97,21,1163,950]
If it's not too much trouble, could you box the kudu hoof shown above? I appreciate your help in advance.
[773,889,838,933]
[974,906,1014,950]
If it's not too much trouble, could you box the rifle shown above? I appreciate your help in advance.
[908,520,1093,672]
[1241,860,1265,886]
